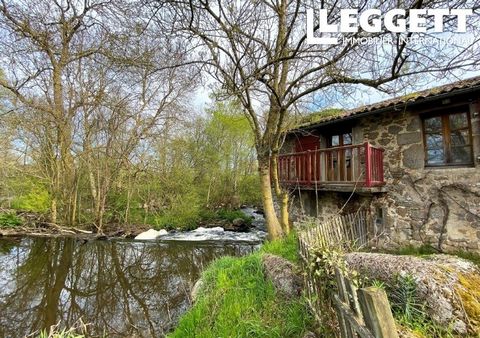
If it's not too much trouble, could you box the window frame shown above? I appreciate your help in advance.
[421,106,474,168]
[327,132,353,148]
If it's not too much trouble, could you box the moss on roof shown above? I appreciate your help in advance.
[291,75,480,131]
[294,108,345,129]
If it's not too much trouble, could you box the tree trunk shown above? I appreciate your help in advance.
[53,65,76,225]
[258,154,283,240]
[270,153,290,234]
[51,198,58,224]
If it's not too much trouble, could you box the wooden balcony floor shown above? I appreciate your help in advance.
[282,182,387,193]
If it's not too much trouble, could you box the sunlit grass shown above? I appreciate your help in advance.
[168,232,312,337]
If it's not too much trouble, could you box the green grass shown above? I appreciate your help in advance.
[395,315,454,338]
[371,274,455,338]
[169,232,312,337]
[453,250,480,267]
[389,244,480,267]
[36,325,86,338]
[296,108,344,125]
[37,331,84,338]
[392,244,439,256]
[260,232,299,263]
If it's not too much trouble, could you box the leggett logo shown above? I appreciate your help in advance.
[306,8,474,45]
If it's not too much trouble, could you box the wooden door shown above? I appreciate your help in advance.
[327,133,352,182]
[294,135,319,183]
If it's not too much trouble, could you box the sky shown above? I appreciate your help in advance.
[192,69,480,115]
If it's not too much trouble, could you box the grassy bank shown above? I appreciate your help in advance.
[168,233,313,337]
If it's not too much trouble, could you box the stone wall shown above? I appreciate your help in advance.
[288,98,480,253]
[360,102,480,252]
[289,190,372,223]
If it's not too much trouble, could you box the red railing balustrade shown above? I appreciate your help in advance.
[277,142,384,188]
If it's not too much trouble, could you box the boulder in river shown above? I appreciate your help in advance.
[134,229,168,240]
[261,254,303,298]
[223,218,250,232]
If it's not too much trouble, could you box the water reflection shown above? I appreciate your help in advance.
[0,237,257,337]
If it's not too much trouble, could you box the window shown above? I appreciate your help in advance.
[422,109,473,166]
[329,133,352,147]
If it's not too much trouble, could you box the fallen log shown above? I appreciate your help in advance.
[345,252,480,335]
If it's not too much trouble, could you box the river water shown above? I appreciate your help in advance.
[0,210,265,337]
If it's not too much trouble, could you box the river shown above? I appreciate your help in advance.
[0,210,265,337]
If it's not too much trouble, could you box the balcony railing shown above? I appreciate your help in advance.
[278,142,385,188]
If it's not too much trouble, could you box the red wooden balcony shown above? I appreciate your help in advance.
[277,142,385,192]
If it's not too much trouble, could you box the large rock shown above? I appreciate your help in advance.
[345,252,480,334]
[191,278,204,303]
[224,218,250,232]
[134,229,168,240]
[232,218,246,227]
[397,132,422,145]
[261,254,303,298]
[402,143,424,169]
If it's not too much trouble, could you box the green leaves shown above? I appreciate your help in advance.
[0,212,22,228]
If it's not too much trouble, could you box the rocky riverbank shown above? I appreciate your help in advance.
[0,207,267,243]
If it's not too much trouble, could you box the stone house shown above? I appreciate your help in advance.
[280,76,480,252]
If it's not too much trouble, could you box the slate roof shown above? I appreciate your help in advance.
[296,75,480,130]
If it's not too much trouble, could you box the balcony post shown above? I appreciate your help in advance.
[306,150,312,185]
[379,149,385,184]
[365,142,371,187]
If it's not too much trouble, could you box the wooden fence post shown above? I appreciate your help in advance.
[357,287,399,338]
[364,142,372,187]
[334,268,354,338]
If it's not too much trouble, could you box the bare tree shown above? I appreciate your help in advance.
[163,0,480,239]
[0,0,197,229]
[0,0,118,224]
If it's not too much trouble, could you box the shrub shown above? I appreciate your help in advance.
[11,188,50,213]
[388,274,425,323]
[5,177,50,213]
[216,209,252,225]
[0,212,22,228]
[197,208,253,227]
[237,175,262,205]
